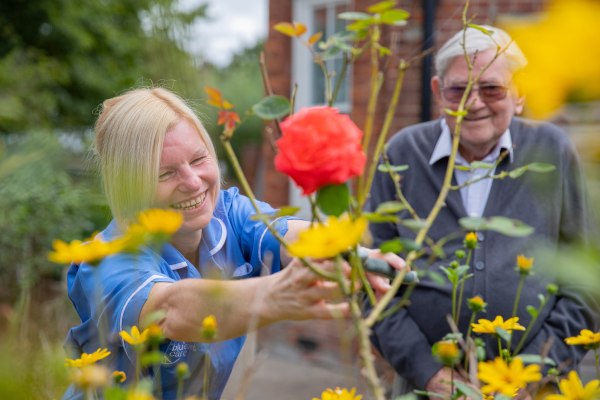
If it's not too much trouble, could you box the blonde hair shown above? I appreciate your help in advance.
[435,25,527,78]
[94,87,218,226]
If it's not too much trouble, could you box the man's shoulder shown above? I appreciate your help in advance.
[511,117,571,145]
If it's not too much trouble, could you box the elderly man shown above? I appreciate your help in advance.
[368,25,597,396]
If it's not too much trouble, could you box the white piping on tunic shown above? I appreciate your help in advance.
[120,274,172,362]
[209,218,227,256]
[169,261,188,271]
[258,217,283,270]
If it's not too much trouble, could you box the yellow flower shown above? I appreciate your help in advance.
[471,316,526,335]
[176,362,190,379]
[65,348,111,368]
[201,315,218,340]
[126,387,155,400]
[464,232,478,249]
[517,254,534,274]
[136,208,183,235]
[501,0,600,119]
[69,364,111,390]
[312,387,363,400]
[112,370,127,384]
[546,371,600,400]
[432,340,462,366]
[565,329,600,349]
[478,357,542,396]
[288,216,367,259]
[119,326,149,346]
[468,295,487,313]
[49,238,122,265]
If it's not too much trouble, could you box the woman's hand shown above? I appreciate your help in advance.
[359,248,409,295]
[261,258,351,323]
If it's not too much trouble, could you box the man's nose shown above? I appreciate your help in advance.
[467,88,486,108]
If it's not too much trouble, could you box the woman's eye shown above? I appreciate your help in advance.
[159,171,174,181]
[191,157,205,165]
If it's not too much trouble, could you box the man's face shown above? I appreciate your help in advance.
[431,49,524,162]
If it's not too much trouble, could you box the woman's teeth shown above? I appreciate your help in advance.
[172,193,206,210]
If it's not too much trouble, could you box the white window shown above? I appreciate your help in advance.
[292,0,351,111]
[290,0,352,215]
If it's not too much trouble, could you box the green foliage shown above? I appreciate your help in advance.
[0,0,208,133]
[316,184,350,217]
[0,133,109,302]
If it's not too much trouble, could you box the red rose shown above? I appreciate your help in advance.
[274,106,366,195]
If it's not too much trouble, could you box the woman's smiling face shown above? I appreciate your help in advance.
[155,119,220,236]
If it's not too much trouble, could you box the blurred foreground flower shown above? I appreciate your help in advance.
[312,387,363,400]
[275,106,366,195]
[516,254,534,274]
[201,315,218,340]
[546,370,600,400]
[65,347,111,367]
[69,364,111,390]
[472,316,525,335]
[501,0,600,119]
[112,370,127,384]
[288,216,367,259]
[467,296,487,313]
[432,340,462,366]
[49,238,122,265]
[122,208,183,250]
[120,326,150,346]
[565,329,600,349]
[478,356,542,396]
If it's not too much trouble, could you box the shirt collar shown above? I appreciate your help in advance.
[429,118,514,165]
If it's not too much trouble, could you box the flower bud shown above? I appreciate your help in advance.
[464,232,478,250]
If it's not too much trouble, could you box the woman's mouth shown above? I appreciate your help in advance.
[171,192,207,211]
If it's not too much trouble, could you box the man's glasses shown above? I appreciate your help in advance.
[441,84,509,104]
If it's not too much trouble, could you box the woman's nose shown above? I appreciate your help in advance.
[179,166,201,191]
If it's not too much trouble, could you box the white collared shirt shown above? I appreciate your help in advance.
[429,119,513,217]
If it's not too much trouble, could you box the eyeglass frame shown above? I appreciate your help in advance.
[440,83,512,104]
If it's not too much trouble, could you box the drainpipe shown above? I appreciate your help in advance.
[420,0,437,122]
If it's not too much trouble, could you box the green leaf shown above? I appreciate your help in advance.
[251,95,290,120]
[495,327,511,343]
[378,163,409,173]
[141,350,164,367]
[455,265,470,277]
[470,161,495,169]
[538,293,546,304]
[454,381,482,400]
[459,216,487,231]
[316,184,349,216]
[401,218,426,231]
[517,354,557,366]
[380,9,410,25]
[486,217,535,237]
[393,394,418,400]
[508,166,529,179]
[367,0,397,14]
[526,305,539,318]
[467,24,494,36]
[427,270,447,285]
[362,212,399,223]
[375,201,406,214]
[276,206,300,217]
[347,19,372,32]
[379,238,403,254]
[338,11,371,20]
[527,162,556,173]
[454,165,471,171]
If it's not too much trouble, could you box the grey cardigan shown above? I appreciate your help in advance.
[368,117,598,389]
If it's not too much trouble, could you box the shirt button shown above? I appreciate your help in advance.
[475,261,485,270]
[478,233,485,241]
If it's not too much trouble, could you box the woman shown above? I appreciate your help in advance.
[63,87,403,399]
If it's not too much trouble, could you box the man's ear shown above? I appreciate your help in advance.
[515,95,525,115]
[431,76,443,105]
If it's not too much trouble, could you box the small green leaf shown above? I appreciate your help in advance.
[141,351,163,367]
[538,293,546,304]
[379,238,403,254]
[486,216,535,237]
[401,218,426,231]
[375,201,405,214]
[527,162,556,173]
[347,19,372,32]
[526,305,539,318]
[455,265,470,277]
[470,161,495,169]
[362,212,399,223]
[276,206,300,217]
[251,95,290,120]
[367,0,397,14]
[380,9,410,25]
[378,163,409,173]
[508,166,528,179]
[467,23,494,36]
[338,11,371,20]
[427,270,447,285]
[393,394,418,400]
[454,165,471,171]
[316,184,349,216]
[453,381,482,400]
[517,354,557,366]
[459,216,487,231]
[495,327,511,343]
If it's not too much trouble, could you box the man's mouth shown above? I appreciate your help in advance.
[171,192,207,210]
